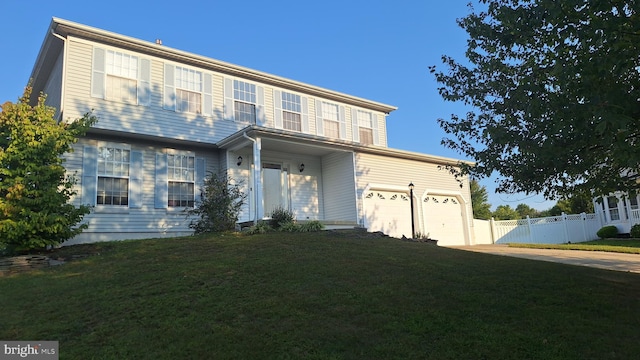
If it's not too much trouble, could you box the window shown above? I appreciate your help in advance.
[168,153,195,207]
[175,67,202,114]
[281,92,301,131]
[97,146,130,206]
[607,196,620,221]
[106,50,138,103]
[357,110,374,145]
[234,80,256,123]
[322,102,340,138]
[630,196,639,210]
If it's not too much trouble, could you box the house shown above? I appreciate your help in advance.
[593,193,640,234]
[28,18,474,246]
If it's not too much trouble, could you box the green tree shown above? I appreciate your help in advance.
[470,179,492,219]
[492,205,520,220]
[187,174,247,234]
[431,1,640,200]
[0,87,96,253]
[515,203,540,218]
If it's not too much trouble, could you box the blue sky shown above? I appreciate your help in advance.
[0,0,556,211]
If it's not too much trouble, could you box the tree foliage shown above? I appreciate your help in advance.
[470,179,492,219]
[431,0,640,199]
[0,87,95,253]
[515,203,540,218]
[492,205,521,220]
[187,174,247,234]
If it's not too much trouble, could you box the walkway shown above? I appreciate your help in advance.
[451,244,640,274]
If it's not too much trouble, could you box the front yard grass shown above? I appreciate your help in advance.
[509,239,640,254]
[2,232,640,359]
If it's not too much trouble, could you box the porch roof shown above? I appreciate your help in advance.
[217,126,474,167]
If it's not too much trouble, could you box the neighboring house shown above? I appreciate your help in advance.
[593,193,640,233]
[28,18,474,246]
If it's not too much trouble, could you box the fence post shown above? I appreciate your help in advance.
[581,212,587,242]
[490,217,496,244]
[526,215,533,243]
[562,212,569,244]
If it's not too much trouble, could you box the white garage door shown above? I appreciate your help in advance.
[423,195,466,246]
[363,190,412,238]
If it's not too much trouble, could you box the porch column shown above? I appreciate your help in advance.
[253,137,263,220]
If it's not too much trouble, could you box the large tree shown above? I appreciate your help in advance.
[431,0,640,199]
[0,87,96,253]
[470,179,492,219]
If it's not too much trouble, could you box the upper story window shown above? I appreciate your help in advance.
[92,47,150,106]
[321,102,340,138]
[356,110,374,145]
[175,67,203,114]
[281,92,302,132]
[105,51,138,103]
[167,153,195,207]
[97,146,130,206]
[234,80,257,123]
[163,64,213,116]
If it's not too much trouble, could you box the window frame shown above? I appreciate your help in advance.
[321,101,340,138]
[174,66,203,114]
[166,150,196,208]
[233,79,257,123]
[105,50,139,104]
[96,143,131,207]
[281,91,302,132]
[356,110,375,145]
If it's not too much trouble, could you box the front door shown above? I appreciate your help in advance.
[262,163,289,216]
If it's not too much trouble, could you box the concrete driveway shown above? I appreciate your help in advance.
[451,244,640,274]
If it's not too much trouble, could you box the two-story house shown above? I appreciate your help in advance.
[28,18,474,246]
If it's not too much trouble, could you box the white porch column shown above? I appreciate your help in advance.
[253,137,263,220]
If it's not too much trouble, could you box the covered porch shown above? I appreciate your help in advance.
[218,127,360,227]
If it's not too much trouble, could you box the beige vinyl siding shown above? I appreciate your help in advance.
[321,152,357,222]
[43,51,64,119]
[65,138,219,244]
[63,37,246,144]
[354,152,472,232]
[289,156,323,220]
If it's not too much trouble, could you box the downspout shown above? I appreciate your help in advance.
[50,30,67,122]
[242,132,261,224]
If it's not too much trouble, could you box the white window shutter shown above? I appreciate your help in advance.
[82,146,98,206]
[273,90,282,129]
[372,113,380,145]
[257,86,265,126]
[351,108,360,143]
[223,77,234,120]
[138,58,151,106]
[91,47,105,99]
[315,100,324,137]
[163,64,175,110]
[339,106,346,140]
[129,151,143,208]
[301,96,309,133]
[203,73,213,116]
[155,153,168,209]
[195,158,206,206]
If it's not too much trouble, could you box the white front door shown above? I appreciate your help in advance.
[262,163,289,216]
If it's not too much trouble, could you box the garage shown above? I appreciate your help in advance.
[422,194,466,246]
[363,189,413,238]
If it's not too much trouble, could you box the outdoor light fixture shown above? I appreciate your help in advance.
[237,156,243,166]
[408,182,415,239]
[299,163,305,172]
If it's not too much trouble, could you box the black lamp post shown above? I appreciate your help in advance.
[408,182,415,239]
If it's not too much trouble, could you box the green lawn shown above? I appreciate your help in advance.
[2,232,640,359]
[509,239,640,254]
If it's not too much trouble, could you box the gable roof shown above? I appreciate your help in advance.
[32,17,397,114]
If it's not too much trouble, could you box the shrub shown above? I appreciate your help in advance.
[596,225,618,239]
[187,174,247,234]
[245,221,272,235]
[298,221,325,232]
[269,206,295,229]
[630,224,640,238]
[278,222,301,232]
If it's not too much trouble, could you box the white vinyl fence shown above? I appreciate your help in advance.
[473,213,603,245]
